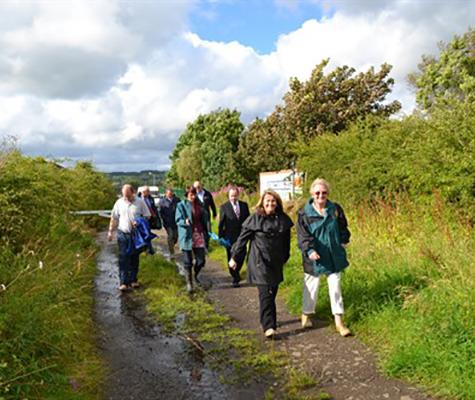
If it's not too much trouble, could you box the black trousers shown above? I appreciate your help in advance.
[183,247,206,275]
[226,247,242,283]
[165,226,178,254]
[257,285,279,331]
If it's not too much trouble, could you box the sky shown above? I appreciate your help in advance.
[0,0,473,172]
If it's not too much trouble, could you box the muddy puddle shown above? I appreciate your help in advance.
[94,232,264,400]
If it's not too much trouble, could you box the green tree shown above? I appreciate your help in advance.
[167,108,244,190]
[409,28,475,111]
[234,112,294,190]
[175,143,203,185]
[282,59,401,140]
[235,60,400,189]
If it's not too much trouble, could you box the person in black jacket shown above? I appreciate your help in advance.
[229,189,293,339]
[138,186,161,255]
[193,181,216,247]
[218,186,250,287]
[159,188,180,257]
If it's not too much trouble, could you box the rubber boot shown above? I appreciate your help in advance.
[194,265,202,286]
[185,268,193,293]
[168,242,175,258]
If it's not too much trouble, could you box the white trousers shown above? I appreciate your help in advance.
[302,272,344,315]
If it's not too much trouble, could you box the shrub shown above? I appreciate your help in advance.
[0,152,114,399]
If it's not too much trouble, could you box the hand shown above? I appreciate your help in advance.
[341,243,348,248]
[185,219,190,226]
[229,259,237,270]
[132,221,138,227]
[309,251,320,261]
[107,231,113,242]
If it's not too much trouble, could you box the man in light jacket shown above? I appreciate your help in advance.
[108,184,150,291]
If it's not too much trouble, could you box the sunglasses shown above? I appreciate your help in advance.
[314,191,328,196]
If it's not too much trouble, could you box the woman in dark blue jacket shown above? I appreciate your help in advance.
[229,190,293,339]
[297,178,351,336]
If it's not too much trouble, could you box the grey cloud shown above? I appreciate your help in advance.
[1,45,127,99]
[118,1,192,50]
[19,126,179,172]
[0,1,193,100]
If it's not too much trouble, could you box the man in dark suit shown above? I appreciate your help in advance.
[193,180,217,220]
[159,188,180,257]
[193,180,217,247]
[218,186,250,287]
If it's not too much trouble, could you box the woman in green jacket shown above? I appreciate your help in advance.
[175,186,209,293]
[296,178,351,337]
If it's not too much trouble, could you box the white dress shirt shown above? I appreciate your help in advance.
[111,197,151,233]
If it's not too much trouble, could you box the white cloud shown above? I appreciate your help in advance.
[0,0,473,171]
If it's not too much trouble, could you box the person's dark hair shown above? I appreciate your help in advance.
[255,189,284,215]
[185,186,197,197]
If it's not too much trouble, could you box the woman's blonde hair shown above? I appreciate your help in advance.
[255,189,284,215]
[309,178,331,194]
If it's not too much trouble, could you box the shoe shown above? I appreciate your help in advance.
[336,324,351,337]
[264,328,276,339]
[130,282,140,289]
[232,281,240,288]
[301,314,313,329]
[119,284,128,291]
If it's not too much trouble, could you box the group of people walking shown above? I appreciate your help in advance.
[108,177,352,340]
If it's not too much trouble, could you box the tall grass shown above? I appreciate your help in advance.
[281,195,475,399]
[0,151,114,399]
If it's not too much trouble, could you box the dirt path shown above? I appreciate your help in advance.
[155,232,433,400]
[94,232,267,400]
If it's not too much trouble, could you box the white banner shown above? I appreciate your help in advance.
[259,169,304,201]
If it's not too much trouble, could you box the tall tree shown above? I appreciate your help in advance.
[281,59,401,140]
[234,111,294,189]
[235,60,401,189]
[175,143,203,184]
[167,109,244,190]
[409,28,475,111]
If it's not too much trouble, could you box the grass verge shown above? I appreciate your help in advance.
[280,198,475,400]
[0,222,104,400]
[208,194,474,399]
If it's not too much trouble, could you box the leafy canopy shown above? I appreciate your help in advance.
[168,108,244,190]
[409,28,475,111]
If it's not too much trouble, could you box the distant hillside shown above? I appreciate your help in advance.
[107,170,167,192]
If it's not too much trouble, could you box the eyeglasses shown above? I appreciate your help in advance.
[314,191,327,197]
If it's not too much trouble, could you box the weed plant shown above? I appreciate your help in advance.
[0,152,114,399]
